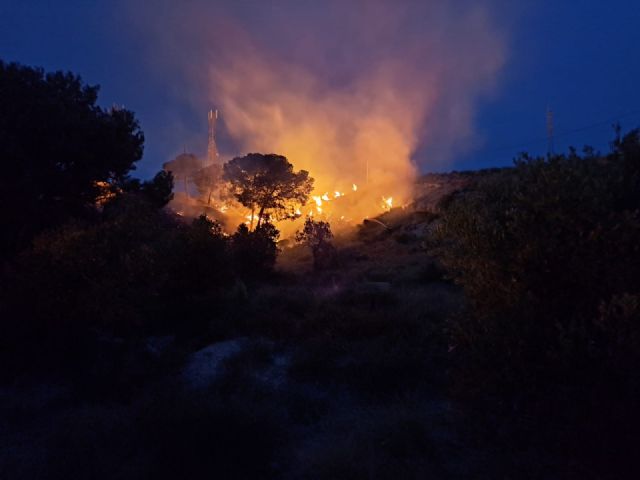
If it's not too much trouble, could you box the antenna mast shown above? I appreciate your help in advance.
[207,109,219,165]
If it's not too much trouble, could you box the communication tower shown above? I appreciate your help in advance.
[207,109,219,165]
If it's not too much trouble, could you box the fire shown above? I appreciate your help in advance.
[205,36,423,235]
[94,180,118,206]
[130,1,508,237]
[287,181,398,230]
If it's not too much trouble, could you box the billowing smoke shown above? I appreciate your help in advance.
[124,0,507,230]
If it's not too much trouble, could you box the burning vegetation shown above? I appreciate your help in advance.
[163,131,402,237]
[130,0,506,238]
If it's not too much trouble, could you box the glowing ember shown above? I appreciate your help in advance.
[352,184,358,192]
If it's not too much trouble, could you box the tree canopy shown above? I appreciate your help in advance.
[433,129,640,395]
[0,60,144,258]
[193,163,223,205]
[223,153,313,229]
[295,218,336,270]
[162,152,202,196]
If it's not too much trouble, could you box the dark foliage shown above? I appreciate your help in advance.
[140,170,174,208]
[223,153,313,227]
[295,218,337,270]
[0,60,144,259]
[0,199,235,373]
[162,152,201,195]
[435,130,640,380]
[433,129,640,476]
[231,222,280,279]
[193,163,223,205]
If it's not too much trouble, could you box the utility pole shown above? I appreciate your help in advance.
[546,106,555,156]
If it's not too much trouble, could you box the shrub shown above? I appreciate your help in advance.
[295,218,337,270]
[434,130,640,392]
[164,214,231,297]
[432,130,640,476]
[231,222,280,279]
[0,199,235,373]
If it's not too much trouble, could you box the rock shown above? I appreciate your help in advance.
[182,338,249,388]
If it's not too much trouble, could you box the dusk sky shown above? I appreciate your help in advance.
[1,0,639,179]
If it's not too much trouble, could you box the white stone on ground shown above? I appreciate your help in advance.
[182,338,249,388]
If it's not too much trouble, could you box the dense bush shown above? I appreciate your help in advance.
[0,60,144,260]
[231,222,280,279]
[295,218,337,270]
[435,130,640,383]
[432,129,640,475]
[0,198,260,373]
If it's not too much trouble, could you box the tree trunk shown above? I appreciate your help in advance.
[256,205,265,229]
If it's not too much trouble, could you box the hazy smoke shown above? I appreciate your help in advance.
[125,0,507,227]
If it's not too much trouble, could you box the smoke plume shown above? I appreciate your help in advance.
[125,0,507,228]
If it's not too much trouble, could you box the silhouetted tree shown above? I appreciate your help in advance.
[163,152,202,197]
[193,163,223,205]
[0,60,144,259]
[223,153,313,229]
[141,170,174,208]
[295,218,336,270]
[165,214,231,302]
[231,222,280,278]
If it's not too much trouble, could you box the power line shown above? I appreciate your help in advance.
[478,108,640,156]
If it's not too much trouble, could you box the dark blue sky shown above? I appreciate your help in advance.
[1,1,639,178]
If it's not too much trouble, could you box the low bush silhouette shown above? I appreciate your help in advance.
[433,128,640,476]
[231,222,280,279]
[1,198,242,374]
[295,218,337,270]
